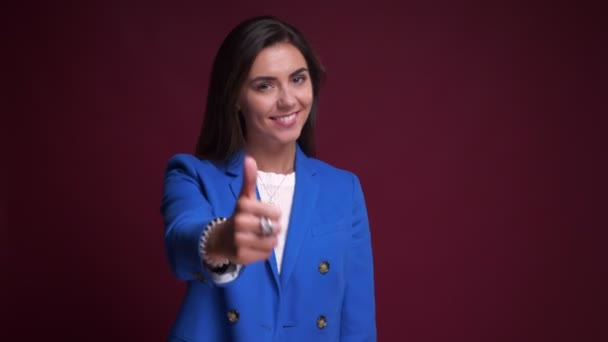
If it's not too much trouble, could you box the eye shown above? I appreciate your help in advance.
[255,82,273,92]
[293,74,307,84]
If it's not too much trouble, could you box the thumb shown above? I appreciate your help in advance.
[240,155,258,199]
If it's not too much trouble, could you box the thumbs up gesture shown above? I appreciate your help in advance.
[206,156,282,265]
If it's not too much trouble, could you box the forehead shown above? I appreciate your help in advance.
[248,42,308,77]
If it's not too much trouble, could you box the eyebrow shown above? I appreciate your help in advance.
[250,67,309,83]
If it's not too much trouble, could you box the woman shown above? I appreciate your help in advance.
[161,16,376,341]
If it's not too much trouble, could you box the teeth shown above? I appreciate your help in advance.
[277,113,296,123]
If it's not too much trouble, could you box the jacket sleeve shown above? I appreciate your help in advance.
[340,174,377,341]
[160,154,240,286]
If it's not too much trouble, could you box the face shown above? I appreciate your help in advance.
[238,42,313,149]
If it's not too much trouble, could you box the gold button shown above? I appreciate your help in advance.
[193,272,206,283]
[227,309,239,323]
[316,315,327,329]
[318,261,330,274]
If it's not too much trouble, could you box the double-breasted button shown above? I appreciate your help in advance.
[193,272,206,283]
[227,309,239,323]
[316,315,327,329]
[318,261,330,274]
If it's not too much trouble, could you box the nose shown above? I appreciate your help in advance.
[277,87,296,109]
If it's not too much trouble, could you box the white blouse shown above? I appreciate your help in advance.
[256,170,295,273]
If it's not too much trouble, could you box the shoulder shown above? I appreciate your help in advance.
[306,156,368,215]
[306,157,362,190]
[308,157,350,176]
[164,153,225,178]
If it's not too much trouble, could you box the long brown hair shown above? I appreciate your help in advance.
[194,16,325,160]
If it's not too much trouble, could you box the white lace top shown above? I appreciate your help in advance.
[256,170,295,273]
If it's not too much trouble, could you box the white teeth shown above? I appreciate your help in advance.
[277,113,296,123]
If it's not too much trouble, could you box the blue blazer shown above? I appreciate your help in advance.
[161,145,376,341]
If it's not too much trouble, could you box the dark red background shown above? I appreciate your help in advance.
[3,1,605,341]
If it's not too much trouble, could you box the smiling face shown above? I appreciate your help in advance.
[238,42,313,150]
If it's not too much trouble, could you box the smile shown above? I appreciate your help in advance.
[270,112,298,127]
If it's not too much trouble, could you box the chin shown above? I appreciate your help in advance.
[273,133,301,146]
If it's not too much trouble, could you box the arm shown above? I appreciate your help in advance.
[160,154,241,285]
[340,174,377,341]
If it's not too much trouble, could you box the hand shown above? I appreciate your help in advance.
[207,156,282,265]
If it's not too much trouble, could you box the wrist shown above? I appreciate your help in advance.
[201,218,230,268]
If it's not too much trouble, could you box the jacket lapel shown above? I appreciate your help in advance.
[280,146,318,288]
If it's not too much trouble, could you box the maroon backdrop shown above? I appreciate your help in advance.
[4,1,605,341]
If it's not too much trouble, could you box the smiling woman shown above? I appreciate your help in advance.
[160,16,377,342]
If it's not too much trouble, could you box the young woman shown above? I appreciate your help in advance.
[161,15,376,341]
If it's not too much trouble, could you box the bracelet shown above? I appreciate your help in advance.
[200,217,230,269]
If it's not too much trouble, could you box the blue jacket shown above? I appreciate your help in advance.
[161,146,376,341]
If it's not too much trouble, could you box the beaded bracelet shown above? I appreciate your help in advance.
[200,217,230,269]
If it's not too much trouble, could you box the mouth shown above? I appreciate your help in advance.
[270,112,298,124]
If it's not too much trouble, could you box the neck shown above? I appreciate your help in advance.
[245,141,296,174]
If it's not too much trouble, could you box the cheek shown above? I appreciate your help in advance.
[243,94,275,116]
[297,88,314,107]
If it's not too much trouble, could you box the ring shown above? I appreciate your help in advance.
[260,216,274,236]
